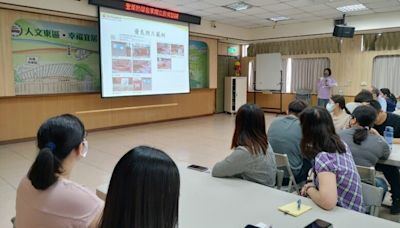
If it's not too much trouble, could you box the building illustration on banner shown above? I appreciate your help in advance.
[11,19,100,95]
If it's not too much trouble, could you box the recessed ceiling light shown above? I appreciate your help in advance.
[268,16,290,22]
[336,4,368,12]
[223,1,252,11]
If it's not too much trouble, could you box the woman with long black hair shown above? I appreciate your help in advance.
[16,114,103,228]
[339,105,400,214]
[99,146,180,228]
[299,107,364,212]
[212,104,277,187]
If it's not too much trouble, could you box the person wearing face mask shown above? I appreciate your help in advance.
[326,95,351,132]
[338,105,400,214]
[370,86,387,112]
[317,68,337,107]
[16,114,103,228]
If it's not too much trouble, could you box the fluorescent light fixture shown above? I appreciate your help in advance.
[336,4,368,12]
[268,16,290,22]
[223,1,252,11]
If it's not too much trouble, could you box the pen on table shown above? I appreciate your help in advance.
[297,199,301,210]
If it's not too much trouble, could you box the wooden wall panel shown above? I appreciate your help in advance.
[0,89,215,142]
[282,35,400,96]
[0,9,218,142]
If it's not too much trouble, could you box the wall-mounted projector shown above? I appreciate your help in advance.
[332,14,355,38]
[333,25,355,38]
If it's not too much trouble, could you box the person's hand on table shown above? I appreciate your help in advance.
[300,182,316,197]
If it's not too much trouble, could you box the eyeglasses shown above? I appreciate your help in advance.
[83,131,88,141]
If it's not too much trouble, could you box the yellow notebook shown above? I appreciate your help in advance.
[278,202,312,217]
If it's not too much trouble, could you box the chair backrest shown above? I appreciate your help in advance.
[274,153,290,168]
[276,169,284,189]
[274,153,300,192]
[361,183,384,216]
[356,165,376,185]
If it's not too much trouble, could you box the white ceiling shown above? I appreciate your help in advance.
[126,0,400,29]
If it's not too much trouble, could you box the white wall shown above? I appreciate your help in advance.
[1,0,399,41]
[0,0,97,16]
[251,11,400,41]
[0,0,252,40]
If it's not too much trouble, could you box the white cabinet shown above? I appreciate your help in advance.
[224,77,247,114]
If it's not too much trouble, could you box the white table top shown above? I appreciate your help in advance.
[96,165,399,228]
[378,144,400,167]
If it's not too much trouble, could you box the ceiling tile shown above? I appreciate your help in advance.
[276,8,305,16]
[185,1,215,10]
[261,3,293,11]
[365,1,400,10]
[202,0,238,6]
[286,0,317,8]
[241,6,268,15]
[202,7,232,14]
[299,4,332,13]
[133,0,400,31]
[189,9,215,16]
[326,0,362,8]
[311,8,341,16]
[244,0,281,6]
[373,6,400,12]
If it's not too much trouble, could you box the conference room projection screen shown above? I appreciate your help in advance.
[99,7,190,97]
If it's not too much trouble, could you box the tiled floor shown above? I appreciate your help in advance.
[0,113,398,227]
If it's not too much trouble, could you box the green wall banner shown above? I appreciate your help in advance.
[189,40,209,89]
[11,19,209,95]
[12,19,100,95]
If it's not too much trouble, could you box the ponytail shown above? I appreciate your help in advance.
[344,106,351,115]
[389,93,397,104]
[353,127,369,145]
[30,114,86,190]
[28,148,62,190]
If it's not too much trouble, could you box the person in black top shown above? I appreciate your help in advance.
[370,100,400,144]
[381,88,397,112]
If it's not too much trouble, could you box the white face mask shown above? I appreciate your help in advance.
[326,103,335,113]
[80,139,89,158]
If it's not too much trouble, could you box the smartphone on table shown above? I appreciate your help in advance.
[304,219,333,228]
[187,164,208,172]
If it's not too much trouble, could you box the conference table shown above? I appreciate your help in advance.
[96,164,399,228]
[378,144,400,167]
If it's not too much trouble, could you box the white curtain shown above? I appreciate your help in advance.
[290,58,330,93]
[372,56,400,96]
[281,58,288,92]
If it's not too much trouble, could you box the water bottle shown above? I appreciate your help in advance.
[384,126,394,150]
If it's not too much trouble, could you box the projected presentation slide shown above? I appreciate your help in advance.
[99,7,190,97]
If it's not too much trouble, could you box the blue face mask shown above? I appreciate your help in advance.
[326,103,335,112]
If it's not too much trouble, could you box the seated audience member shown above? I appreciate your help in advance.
[369,100,400,144]
[299,107,364,212]
[338,105,400,214]
[380,88,397,112]
[212,104,277,187]
[370,86,387,112]
[268,100,311,183]
[16,114,103,228]
[346,90,374,113]
[99,146,180,228]
[327,95,351,131]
